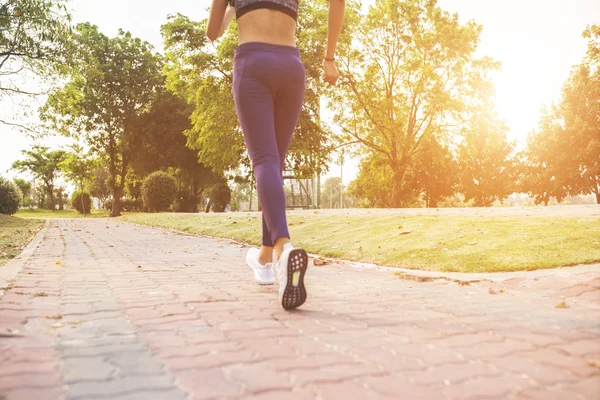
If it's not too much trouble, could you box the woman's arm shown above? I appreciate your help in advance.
[206,0,234,42]
[323,0,346,85]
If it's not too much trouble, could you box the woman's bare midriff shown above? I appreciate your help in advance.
[237,9,296,47]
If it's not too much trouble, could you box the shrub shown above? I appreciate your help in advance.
[121,197,143,212]
[103,198,112,211]
[173,190,199,213]
[0,176,22,215]
[207,182,231,212]
[142,171,177,212]
[71,190,92,214]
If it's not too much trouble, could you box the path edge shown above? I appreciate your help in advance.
[117,218,600,285]
[0,219,49,297]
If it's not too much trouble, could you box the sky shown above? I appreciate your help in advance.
[1,0,599,186]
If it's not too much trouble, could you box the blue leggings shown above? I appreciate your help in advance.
[233,42,306,247]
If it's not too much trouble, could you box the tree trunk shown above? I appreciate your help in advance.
[391,169,405,208]
[596,191,600,205]
[110,187,122,217]
[47,185,55,211]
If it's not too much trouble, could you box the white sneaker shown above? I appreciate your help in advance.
[276,245,308,310]
[246,248,274,285]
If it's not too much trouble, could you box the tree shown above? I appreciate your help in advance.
[320,177,353,209]
[330,0,499,207]
[90,164,110,206]
[405,136,457,208]
[129,89,222,210]
[59,145,95,211]
[0,0,71,131]
[457,113,515,206]
[41,23,163,216]
[13,178,31,205]
[522,25,600,204]
[347,152,394,208]
[12,145,66,210]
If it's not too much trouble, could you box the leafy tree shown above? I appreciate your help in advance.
[0,176,21,215]
[330,0,498,207]
[12,145,66,210]
[457,113,515,207]
[347,152,394,208]
[405,136,457,208]
[0,0,71,131]
[41,23,163,216]
[13,178,31,205]
[59,145,95,211]
[90,164,110,206]
[130,89,222,209]
[320,177,353,209]
[522,25,600,204]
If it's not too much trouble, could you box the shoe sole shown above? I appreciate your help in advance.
[280,249,308,310]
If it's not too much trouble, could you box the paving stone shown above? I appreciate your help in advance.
[0,218,598,399]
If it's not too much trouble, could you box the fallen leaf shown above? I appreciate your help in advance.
[458,234,465,239]
[398,225,403,229]
[489,288,497,294]
[399,230,412,235]
[137,265,142,268]
[313,257,330,266]
[56,260,61,265]
[588,359,600,369]
[555,301,568,309]
[468,242,477,245]
[52,322,63,328]
[441,248,448,252]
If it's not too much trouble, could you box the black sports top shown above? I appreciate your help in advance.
[229,0,299,21]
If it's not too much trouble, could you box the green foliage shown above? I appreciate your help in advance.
[521,25,600,205]
[206,182,232,213]
[90,165,110,204]
[321,177,353,209]
[71,190,91,214]
[457,113,516,207]
[13,178,32,206]
[0,176,22,215]
[142,171,177,212]
[0,0,71,101]
[58,145,95,193]
[121,197,143,212]
[41,23,163,217]
[330,0,499,207]
[12,146,67,210]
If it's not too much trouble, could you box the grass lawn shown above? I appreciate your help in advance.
[0,215,44,267]
[120,211,600,273]
[16,209,109,219]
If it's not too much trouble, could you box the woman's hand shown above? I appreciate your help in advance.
[322,59,339,85]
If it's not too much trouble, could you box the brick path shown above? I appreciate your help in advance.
[1,218,599,400]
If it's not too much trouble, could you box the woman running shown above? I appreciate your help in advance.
[207,0,345,310]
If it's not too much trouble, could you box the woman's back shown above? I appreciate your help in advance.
[237,9,297,47]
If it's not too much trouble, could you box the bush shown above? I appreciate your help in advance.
[0,176,22,215]
[207,182,231,212]
[121,197,143,212]
[142,171,177,212]
[71,190,92,214]
[173,190,199,213]
[103,198,112,211]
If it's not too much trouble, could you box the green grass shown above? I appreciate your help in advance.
[16,209,109,218]
[120,211,600,273]
[0,215,44,267]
